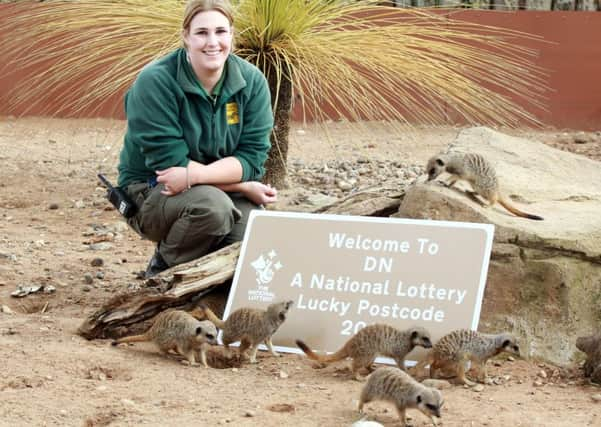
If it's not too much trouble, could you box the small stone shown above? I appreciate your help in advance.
[591,394,601,402]
[244,410,256,417]
[507,356,515,362]
[48,203,59,210]
[91,258,104,267]
[82,285,92,292]
[83,273,94,284]
[88,242,114,251]
[336,180,353,191]
[1,305,14,314]
[0,252,17,262]
[472,384,485,392]
[538,370,547,379]
[574,132,589,144]
[533,380,544,387]
[278,370,289,379]
[266,403,295,413]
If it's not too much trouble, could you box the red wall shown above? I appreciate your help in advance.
[445,11,601,130]
[1,6,599,130]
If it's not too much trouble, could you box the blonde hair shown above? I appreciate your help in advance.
[182,0,234,31]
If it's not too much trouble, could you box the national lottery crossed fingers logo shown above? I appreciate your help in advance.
[247,250,283,303]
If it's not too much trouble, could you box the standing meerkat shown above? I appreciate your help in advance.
[414,329,520,386]
[425,152,544,220]
[576,334,601,383]
[111,310,217,367]
[358,366,443,427]
[202,300,294,364]
[295,324,432,380]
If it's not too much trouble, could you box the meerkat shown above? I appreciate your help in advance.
[414,329,520,386]
[202,300,293,364]
[295,324,432,380]
[358,366,443,427]
[111,309,217,367]
[425,152,543,220]
[576,334,601,383]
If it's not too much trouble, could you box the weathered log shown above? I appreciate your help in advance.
[77,184,406,340]
[77,242,241,340]
[314,184,404,216]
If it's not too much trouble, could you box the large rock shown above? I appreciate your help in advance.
[396,126,601,365]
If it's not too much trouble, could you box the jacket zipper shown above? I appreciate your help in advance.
[211,96,217,153]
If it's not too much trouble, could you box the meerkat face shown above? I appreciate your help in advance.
[268,300,294,321]
[426,156,446,181]
[195,321,218,345]
[416,388,443,419]
[501,336,520,356]
[410,328,433,349]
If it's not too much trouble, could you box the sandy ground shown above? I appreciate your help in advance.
[1,117,601,427]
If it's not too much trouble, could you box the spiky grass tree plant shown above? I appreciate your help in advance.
[0,0,546,188]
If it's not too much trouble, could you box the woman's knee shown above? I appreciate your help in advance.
[184,190,241,235]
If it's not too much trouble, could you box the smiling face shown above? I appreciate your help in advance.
[183,10,233,78]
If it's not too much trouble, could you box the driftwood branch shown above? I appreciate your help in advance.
[77,242,241,339]
[314,184,404,216]
[77,184,405,340]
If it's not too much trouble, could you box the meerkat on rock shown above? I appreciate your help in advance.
[111,309,217,367]
[425,151,544,220]
[414,329,521,386]
[359,366,443,427]
[201,300,293,364]
[296,324,432,380]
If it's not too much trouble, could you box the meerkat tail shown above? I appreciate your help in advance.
[188,307,206,320]
[295,339,348,363]
[498,196,543,220]
[111,334,149,346]
[201,306,226,329]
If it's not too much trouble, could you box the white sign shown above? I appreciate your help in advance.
[223,210,494,364]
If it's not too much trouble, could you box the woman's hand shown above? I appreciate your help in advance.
[156,165,277,205]
[155,166,188,196]
[239,181,277,205]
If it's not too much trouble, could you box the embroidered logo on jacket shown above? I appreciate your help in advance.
[226,102,239,125]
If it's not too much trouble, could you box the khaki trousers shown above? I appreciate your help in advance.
[125,182,259,267]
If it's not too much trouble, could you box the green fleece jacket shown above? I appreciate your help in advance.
[117,49,273,187]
